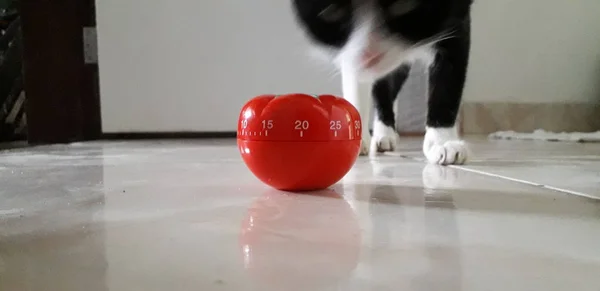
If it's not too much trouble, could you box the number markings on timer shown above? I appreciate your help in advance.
[354,120,361,137]
[240,119,248,136]
[295,120,309,138]
[330,120,341,137]
[239,119,274,137]
[262,119,274,137]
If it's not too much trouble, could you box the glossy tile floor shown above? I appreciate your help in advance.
[1,137,599,291]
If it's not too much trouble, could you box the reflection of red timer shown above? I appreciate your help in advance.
[237,94,362,191]
[239,189,361,289]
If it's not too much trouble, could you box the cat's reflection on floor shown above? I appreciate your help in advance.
[364,163,463,290]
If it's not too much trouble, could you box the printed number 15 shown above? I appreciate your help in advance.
[262,120,274,130]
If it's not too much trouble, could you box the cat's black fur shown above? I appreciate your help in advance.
[291,0,473,133]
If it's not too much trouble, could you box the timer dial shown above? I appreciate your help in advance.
[237,94,362,191]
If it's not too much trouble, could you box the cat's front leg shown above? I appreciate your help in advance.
[370,65,412,155]
[341,62,373,156]
[424,39,470,165]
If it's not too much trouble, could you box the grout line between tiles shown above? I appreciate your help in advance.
[450,166,600,200]
[398,154,600,201]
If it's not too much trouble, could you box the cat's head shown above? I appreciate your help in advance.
[291,0,471,80]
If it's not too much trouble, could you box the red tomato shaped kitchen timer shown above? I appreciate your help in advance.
[237,94,362,191]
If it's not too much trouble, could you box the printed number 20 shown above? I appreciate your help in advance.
[294,120,309,130]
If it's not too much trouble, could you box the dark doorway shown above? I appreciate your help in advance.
[17,0,100,144]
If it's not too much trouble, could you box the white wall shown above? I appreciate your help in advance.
[96,0,340,133]
[464,0,600,103]
[97,0,600,133]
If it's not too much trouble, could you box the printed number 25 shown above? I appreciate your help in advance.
[329,121,341,130]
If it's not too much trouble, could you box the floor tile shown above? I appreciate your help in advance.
[0,139,599,290]
[396,137,600,199]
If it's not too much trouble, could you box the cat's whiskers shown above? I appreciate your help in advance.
[305,48,342,81]
[326,68,341,81]
[410,29,459,49]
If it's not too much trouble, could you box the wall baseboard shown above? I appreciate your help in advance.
[398,131,425,137]
[460,102,600,134]
[101,132,237,140]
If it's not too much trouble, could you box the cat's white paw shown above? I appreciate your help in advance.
[423,127,469,165]
[364,120,397,157]
[359,135,371,156]
[370,122,397,156]
[424,140,469,165]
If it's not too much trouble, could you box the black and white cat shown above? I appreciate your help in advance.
[291,0,473,165]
